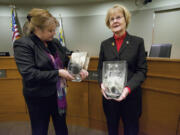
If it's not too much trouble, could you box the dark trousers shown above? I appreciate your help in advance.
[103,97,140,135]
[25,93,68,135]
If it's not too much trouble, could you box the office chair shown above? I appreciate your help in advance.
[149,43,172,58]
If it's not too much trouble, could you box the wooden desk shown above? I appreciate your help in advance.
[0,56,180,135]
[0,57,28,121]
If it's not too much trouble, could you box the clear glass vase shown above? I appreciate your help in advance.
[102,61,127,99]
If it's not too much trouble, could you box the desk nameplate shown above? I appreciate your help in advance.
[0,69,6,78]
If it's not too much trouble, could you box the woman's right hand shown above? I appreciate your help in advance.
[58,69,75,80]
[101,83,111,100]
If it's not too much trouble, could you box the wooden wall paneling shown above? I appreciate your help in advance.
[178,116,180,135]
[0,79,22,92]
[0,57,180,135]
[0,57,17,69]
[142,76,180,95]
[0,112,29,121]
[6,69,21,79]
[0,79,27,121]
[66,81,89,128]
[88,81,107,131]
[0,79,25,113]
[147,58,180,79]
[0,57,27,121]
[88,57,98,71]
[140,88,180,135]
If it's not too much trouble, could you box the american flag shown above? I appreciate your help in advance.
[11,8,20,42]
[59,16,65,47]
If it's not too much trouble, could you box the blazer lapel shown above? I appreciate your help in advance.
[30,34,54,68]
[118,33,131,56]
[30,34,47,51]
[109,37,119,58]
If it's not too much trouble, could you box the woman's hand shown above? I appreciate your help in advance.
[79,69,89,80]
[101,83,111,100]
[114,87,129,102]
[58,69,75,80]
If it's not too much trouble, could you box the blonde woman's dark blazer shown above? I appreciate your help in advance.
[13,33,69,97]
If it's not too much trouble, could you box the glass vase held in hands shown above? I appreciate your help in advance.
[102,61,127,99]
[68,52,89,82]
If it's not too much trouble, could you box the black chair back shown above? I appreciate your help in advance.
[149,44,172,58]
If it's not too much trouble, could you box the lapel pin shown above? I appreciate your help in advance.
[126,41,129,45]
[112,42,115,46]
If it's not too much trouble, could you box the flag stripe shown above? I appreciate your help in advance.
[11,8,20,42]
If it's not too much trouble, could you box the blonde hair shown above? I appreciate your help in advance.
[26,8,59,35]
[105,4,131,28]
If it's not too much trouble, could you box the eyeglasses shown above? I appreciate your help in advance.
[109,16,124,23]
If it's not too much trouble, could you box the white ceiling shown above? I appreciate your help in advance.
[0,0,118,5]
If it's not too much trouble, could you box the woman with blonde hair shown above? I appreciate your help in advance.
[14,8,88,135]
[98,4,147,135]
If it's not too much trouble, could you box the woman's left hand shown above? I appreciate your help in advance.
[79,69,89,80]
[114,87,129,102]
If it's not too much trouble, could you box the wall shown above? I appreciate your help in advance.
[0,0,180,57]
[128,9,154,56]
[153,9,180,58]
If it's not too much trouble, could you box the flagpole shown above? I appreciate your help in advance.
[59,14,66,47]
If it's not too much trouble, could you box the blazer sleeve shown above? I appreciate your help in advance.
[97,42,104,85]
[13,38,59,84]
[126,38,147,91]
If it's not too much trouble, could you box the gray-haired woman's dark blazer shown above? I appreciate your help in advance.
[97,32,147,115]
